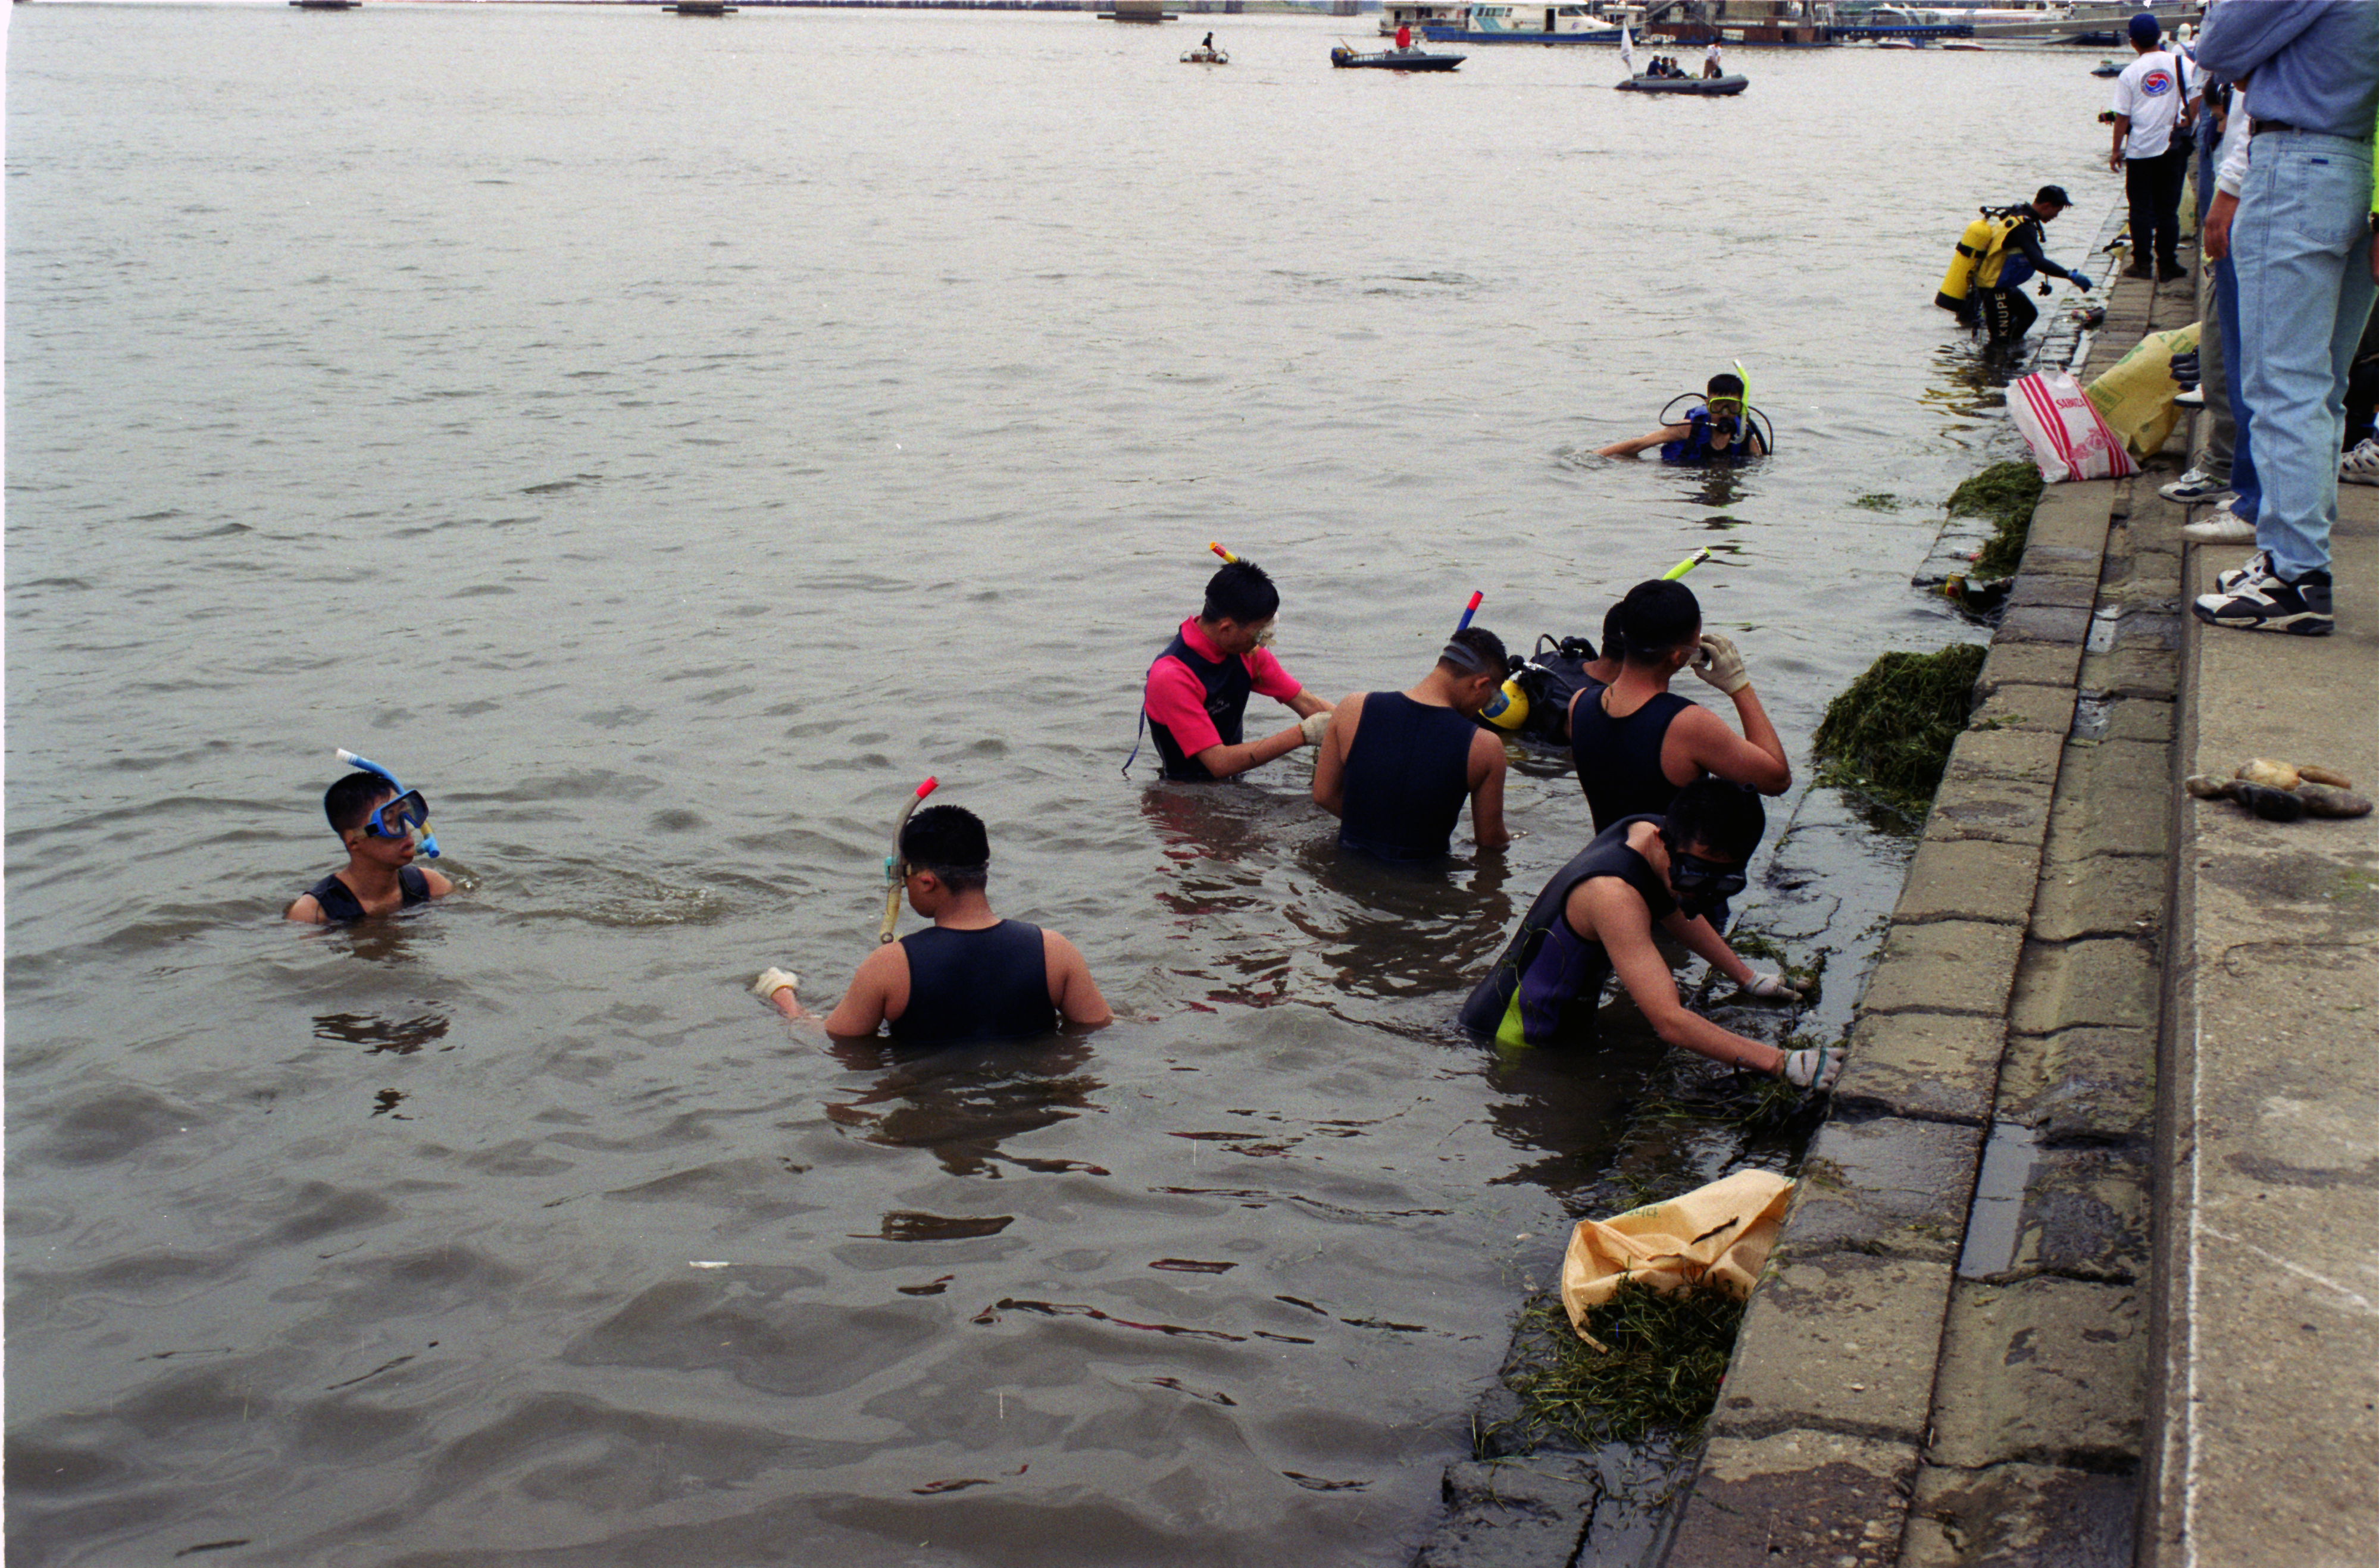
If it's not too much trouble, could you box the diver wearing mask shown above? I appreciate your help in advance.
[1597,372,1769,464]
[286,757,454,924]
[1457,778,1838,1090]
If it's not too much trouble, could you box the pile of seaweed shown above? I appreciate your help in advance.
[1811,642,1987,826]
[1950,459,2045,581]
[1495,1282,1747,1450]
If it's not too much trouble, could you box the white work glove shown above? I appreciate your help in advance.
[1299,711,1333,747]
[1691,633,1751,695]
[1745,971,1806,1001]
[751,966,799,1002]
[1779,1044,1842,1092]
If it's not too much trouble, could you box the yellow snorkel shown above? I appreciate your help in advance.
[879,777,941,943]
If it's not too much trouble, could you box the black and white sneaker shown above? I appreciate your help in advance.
[2192,568,2334,636]
[2213,549,2274,594]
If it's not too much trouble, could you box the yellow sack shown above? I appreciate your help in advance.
[1559,1169,1795,1336]
[2085,321,2201,460]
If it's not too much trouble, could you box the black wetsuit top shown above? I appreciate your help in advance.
[890,920,1056,1047]
[1337,691,1478,860]
[1458,816,1674,1041]
[1570,686,1698,832]
[1147,630,1252,782]
[305,866,430,923]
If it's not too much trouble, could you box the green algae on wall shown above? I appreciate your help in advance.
[1812,642,1989,827]
[1949,459,2046,580]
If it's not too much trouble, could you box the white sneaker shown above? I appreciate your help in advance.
[2181,514,2256,544]
[2160,466,2235,506]
[2342,437,2379,486]
[2174,387,2205,406]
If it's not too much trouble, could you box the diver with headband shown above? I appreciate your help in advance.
[286,750,455,924]
[1311,622,1514,862]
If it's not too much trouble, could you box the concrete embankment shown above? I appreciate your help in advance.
[1663,257,2379,1566]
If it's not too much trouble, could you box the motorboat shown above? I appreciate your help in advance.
[1616,71,1748,93]
[1181,45,1230,62]
[1331,44,1465,70]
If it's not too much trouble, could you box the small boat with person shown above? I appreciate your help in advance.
[1617,71,1748,93]
[1330,43,1465,71]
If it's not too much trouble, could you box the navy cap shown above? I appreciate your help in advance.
[2036,184,2072,208]
[2128,11,2161,47]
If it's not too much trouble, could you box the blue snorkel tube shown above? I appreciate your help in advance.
[335,747,439,858]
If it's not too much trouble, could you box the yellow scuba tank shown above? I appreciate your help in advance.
[1938,208,2027,310]
[1479,678,1530,733]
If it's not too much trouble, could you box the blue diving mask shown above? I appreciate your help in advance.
[363,788,431,843]
[336,747,441,857]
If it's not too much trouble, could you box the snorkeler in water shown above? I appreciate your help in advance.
[1134,549,1336,783]
[754,803,1111,1044]
[1597,372,1769,462]
[286,753,454,924]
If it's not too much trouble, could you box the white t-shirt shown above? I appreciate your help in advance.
[2112,49,2188,158]
[1705,42,1721,61]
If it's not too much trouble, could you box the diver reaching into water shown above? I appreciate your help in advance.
[1934,185,2094,349]
[1135,551,1335,782]
[286,756,454,924]
[1312,625,1513,861]
[1458,779,1832,1086]
[755,804,1111,1044]
[1597,372,1769,462]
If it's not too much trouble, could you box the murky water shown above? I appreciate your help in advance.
[8,9,2108,1563]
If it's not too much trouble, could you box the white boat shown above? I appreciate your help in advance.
[1428,4,1618,43]
[1380,2,1471,37]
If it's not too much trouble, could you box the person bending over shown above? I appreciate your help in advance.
[1971,186,2094,347]
[1459,780,1833,1086]
[1312,625,1512,860]
[286,771,454,924]
[1568,578,1789,833]
[1141,557,1334,781]
[1597,373,1767,462]
[754,805,1110,1045]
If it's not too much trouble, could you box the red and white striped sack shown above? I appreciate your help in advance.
[2008,369,2139,483]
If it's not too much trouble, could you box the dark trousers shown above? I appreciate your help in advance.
[2125,143,2189,271]
[1977,284,2037,345]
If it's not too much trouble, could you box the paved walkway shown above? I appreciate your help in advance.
[2143,391,2379,1566]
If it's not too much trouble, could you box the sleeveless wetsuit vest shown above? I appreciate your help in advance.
[1660,408,1752,465]
[891,920,1056,1047]
[1458,817,1675,1044]
[1148,630,1252,782]
[1338,691,1479,860]
[1571,686,1698,832]
[306,866,431,923]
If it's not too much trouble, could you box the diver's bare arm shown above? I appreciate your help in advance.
[1658,907,1757,988]
[1590,886,1783,1073]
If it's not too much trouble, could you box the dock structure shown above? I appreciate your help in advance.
[289,1,360,10]
[1097,0,1177,19]
[662,1,738,12]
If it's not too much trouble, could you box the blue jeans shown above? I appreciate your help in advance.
[2215,254,2260,523]
[2232,132,2379,580]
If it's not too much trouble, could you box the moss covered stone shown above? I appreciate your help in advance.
[1949,460,2046,580]
[1812,643,1988,826]
[1498,1282,1748,1450]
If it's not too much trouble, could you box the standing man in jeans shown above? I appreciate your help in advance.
[2190,1,2379,637]
[2109,11,2193,283]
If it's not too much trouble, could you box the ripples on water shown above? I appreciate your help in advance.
[7,9,2107,1563]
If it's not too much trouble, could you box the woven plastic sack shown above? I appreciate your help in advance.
[2087,321,2202,459]
[1559,1169,1795,1335]
[2009,368,2139,483]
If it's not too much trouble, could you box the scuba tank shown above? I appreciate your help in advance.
[1937,206,2028,314]
[1475,636,1599,747]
